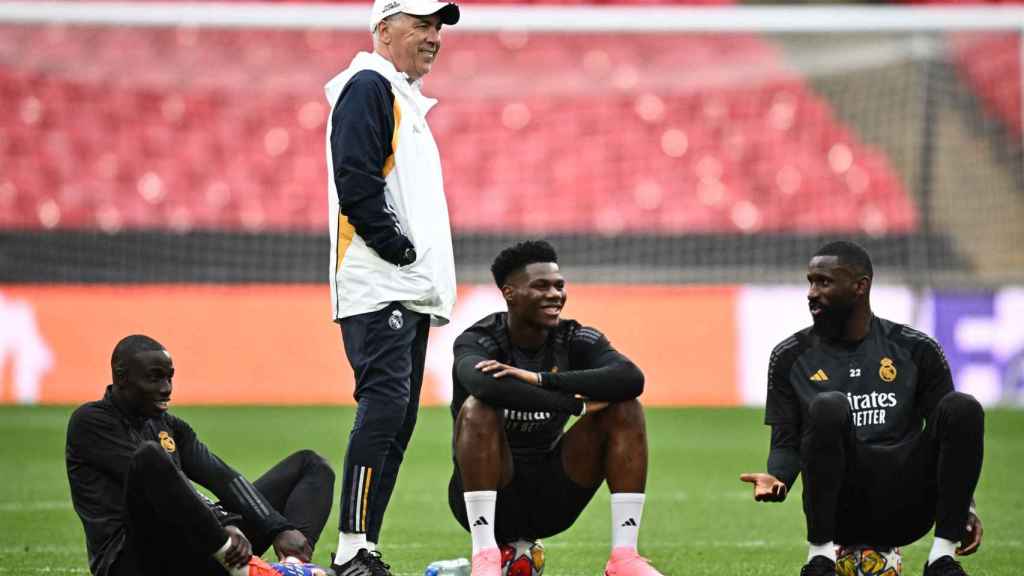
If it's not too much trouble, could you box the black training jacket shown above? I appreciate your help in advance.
[66,387,291,576]
[764,316,955,489]
[451,312,645,456]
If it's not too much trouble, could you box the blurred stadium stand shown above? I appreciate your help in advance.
[949,32,1021,137]
[1,2,1021,284]
[900,0,1022,138]
[0,28,915,234]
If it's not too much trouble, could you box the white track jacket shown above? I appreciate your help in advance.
[325,51,456,326]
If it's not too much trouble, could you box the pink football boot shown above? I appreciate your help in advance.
[604,547,664,576]
[471,547,503,576]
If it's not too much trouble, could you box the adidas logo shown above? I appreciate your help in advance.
[473,516,489,527]
[809,369,829,382]
[621,518,637,527]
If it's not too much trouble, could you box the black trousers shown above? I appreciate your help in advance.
[801,391,984,546]
[113,445,334,576]
[338,302,430,543]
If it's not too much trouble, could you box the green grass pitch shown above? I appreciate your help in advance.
[2,406,1021,575]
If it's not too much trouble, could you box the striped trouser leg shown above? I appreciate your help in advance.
[343,464,375,533]
[338,304,426,534]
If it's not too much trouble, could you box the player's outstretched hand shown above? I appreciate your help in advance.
[273,528,313,563]
[739,472,787,502]
[584,400,610,415]
[957,510,983,556]
[476,360,541,385]
[224,525,253,568]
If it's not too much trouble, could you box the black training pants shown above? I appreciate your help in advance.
[801,391,984,546]
[337,302,430,544]
[112,445,334,576]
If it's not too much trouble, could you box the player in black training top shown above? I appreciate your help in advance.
[66,335,336,576]
[740,241,985,576]
[448,241,665,576]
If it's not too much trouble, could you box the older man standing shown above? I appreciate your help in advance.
[324,0,459,574]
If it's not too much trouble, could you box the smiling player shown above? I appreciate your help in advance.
[447,240,665,576]
[740,241,985,576]
[66,335,336,576]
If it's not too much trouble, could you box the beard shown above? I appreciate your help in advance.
[812,300,854,340]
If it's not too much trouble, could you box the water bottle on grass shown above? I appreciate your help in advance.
[424,558,471,576]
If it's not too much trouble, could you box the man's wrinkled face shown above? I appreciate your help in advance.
[504,262,567,330]
[379,13,443,81]
[116,349,174,418]
[806,255,865,338]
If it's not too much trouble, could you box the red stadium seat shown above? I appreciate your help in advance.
[899,0,1021,136]
[0,20,915,235]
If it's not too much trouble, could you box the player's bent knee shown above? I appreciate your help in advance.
[291,448,317,461]
[940,390,983,414]
[130,441,175,473]
[456,396,502,434]
[808,391,849,426]
[602,398,645,427]
[939,391,984,426]
[296,449,334,478]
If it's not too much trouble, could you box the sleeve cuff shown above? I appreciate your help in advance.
[260,517,295,540]
[538,371,555,389]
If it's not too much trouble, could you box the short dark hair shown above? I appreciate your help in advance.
[813,240,873,279]
[491,240,558,287]
[111,334,166,382]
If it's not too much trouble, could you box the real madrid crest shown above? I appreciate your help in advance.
[158,430,176,453]
[388,309,404,330]
[879,357,897,383]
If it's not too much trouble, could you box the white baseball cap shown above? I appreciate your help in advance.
[370,0,460,32]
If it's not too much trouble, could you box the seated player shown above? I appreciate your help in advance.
[740,241,985,576]
[448,241,664,576]
[66,335,337,576]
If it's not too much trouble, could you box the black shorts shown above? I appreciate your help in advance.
[448,441,600,542]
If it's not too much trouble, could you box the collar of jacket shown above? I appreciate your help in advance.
[103,385,151,429]
[350,51,439,117]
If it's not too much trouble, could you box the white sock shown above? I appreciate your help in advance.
[610,493,645,551]
[808,541,836,562]
[928,537,958,565]
[464,491,498,554]
[366,541,377,553]
[335,532,367,565]
[213,537,248,576]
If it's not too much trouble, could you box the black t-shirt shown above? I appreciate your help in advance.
[65,387,291,576]
[451,312,644,457]
[764,316,954,486]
